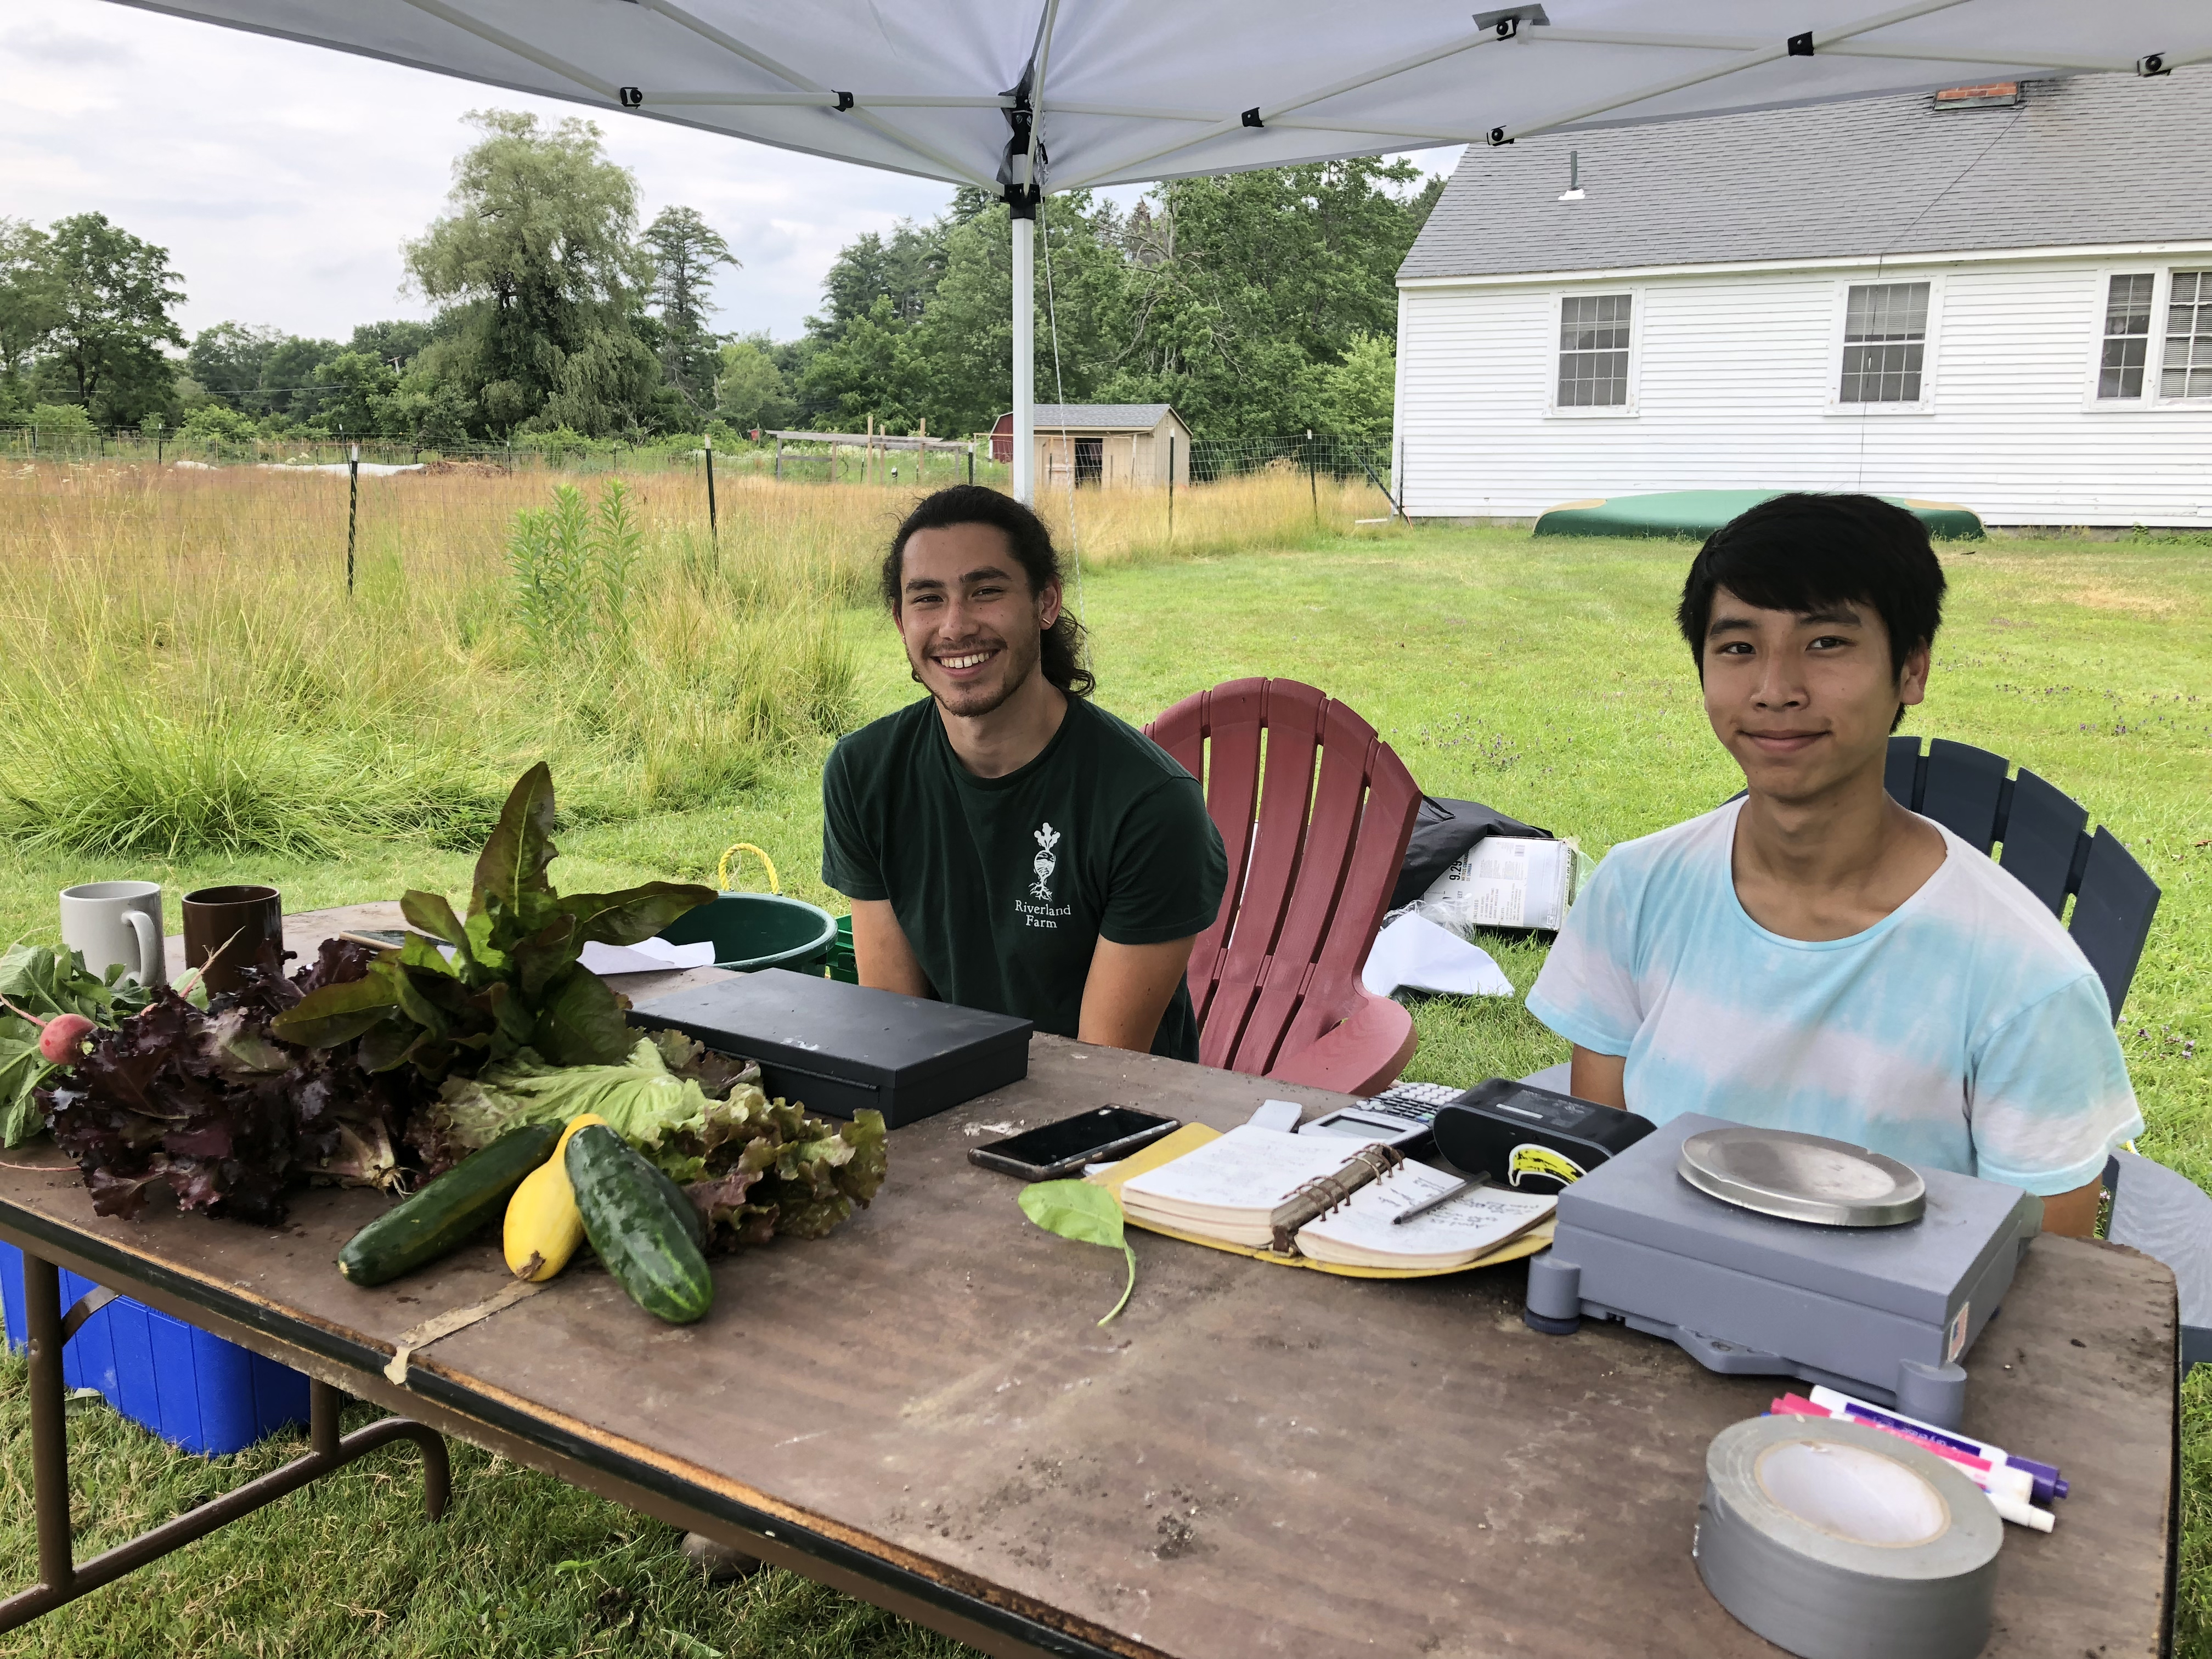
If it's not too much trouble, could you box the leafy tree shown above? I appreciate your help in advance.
[255,335,343,421]
[0,220,59,393]
[797,296,935,431]
[713,335,792,432]
[812,221,944,337]
[1302,331,1397,438]
[640,205,737,416]
[186,321,282,407]
[41,212,186,426]
[348,319,435,371]
[402,110,662,438]
[309,350,400,436]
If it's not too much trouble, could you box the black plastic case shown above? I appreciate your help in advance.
[1430,1077,1656,1193]
[630,969,1034,1128]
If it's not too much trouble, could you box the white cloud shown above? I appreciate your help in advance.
[0,0,960,343]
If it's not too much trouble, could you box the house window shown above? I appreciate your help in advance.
[1557,294,1631,407]
[2098,274,2154,398]
[2162,270,2212,399]
[1839,282,1929,403]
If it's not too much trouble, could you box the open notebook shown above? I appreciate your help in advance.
[1117,1125,1554,1271]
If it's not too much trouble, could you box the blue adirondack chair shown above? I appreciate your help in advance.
[1522,737,2200,1367]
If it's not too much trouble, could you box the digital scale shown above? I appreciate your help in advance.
[1525,1113,2044,1429]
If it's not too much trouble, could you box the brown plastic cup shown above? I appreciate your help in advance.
[181,885,283,995]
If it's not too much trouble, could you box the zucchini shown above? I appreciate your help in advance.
[565,1124,713,1324]
[340,1122,561,1286]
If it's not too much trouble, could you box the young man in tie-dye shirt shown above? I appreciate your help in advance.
[1528,494,2137,1236]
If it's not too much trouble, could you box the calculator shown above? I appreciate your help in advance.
[1298,1079,1469,1146]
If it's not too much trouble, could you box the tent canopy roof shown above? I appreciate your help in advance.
[1404,64,2212,280]
[109,0,2212,194]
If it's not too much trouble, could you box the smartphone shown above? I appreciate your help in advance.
[968,1106,1180,1180]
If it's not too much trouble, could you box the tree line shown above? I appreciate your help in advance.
[0,110,1439,446]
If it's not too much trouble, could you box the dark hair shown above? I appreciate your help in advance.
[883,486,1095,698]
[1677,493,1946,730]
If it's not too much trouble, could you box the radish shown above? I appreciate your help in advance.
[0,997,97,1065]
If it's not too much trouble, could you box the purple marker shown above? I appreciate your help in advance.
[1807,1384,2068,1505]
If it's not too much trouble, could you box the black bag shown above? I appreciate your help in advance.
[1389,796,1553,911]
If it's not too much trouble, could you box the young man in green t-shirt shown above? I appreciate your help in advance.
[820,486,1227,1059]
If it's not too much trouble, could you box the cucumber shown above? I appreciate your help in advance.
[648,1161,706,1251]
[565,1125,714,1324]
[340,1122,562,1286]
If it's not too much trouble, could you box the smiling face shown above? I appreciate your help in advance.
[1700,586,1931,804]
[894,521,1063,719]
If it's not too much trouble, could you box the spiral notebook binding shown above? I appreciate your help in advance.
[1269,1143,1406,1254]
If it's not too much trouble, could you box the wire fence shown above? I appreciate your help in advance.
[1189,434,1396,492]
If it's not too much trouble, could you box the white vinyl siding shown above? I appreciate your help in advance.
[2097,273,2154,399]
[1839,281,1930,403]
[2161,270,2212,399]
[1394,252,2212,527]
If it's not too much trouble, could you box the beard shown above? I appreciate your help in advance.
[915,624,1045,718]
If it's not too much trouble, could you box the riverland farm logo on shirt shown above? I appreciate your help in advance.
[1031,822,1061,899]
[1017,822,1073,929]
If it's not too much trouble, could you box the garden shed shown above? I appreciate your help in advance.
[1393,68,2212,528]
[988,404,1192,489]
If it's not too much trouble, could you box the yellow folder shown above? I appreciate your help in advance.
[1091,1122,1554,1280]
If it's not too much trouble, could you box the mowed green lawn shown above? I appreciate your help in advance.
[0,524,2205,1657]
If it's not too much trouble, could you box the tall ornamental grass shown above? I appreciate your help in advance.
[0,461,1388,859]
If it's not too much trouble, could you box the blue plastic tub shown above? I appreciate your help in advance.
[0,1239,308,1455]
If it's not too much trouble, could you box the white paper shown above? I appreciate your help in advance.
[578,938,718,975]
[1359,912,1514,999]
[1119,1126,1356,1216]
[1296,1162,1555,1267]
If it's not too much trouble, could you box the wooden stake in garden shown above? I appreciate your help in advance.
[1307,428,1318,523]
[346,443,359,596]
[704,430,719,545]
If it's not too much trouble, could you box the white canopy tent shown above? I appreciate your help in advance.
[110,0,2212,501]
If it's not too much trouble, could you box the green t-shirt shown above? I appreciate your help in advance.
[821,696,1227,1060]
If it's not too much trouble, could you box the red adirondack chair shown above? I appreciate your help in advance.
[1144,678,1422,1097]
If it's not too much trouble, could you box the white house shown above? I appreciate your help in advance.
[1393,70,2212,528]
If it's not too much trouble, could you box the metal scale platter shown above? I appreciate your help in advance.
[1525,1114,2041,1428]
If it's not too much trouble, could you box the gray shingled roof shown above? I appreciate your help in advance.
[1024,404,1177,429]
[1401,68,2212,282]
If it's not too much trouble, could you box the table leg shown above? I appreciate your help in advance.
[0,1252,452,1634]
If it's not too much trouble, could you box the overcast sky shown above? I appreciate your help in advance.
[0,0,968,345]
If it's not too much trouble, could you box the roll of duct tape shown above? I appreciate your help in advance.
[1695,1415,2004,1659]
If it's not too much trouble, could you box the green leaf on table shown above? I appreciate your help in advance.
[1019,1180,1138,1325]
[470,761,558,919]
[561,882,718,948]
[0,1031,52,1148]
[270,970,405,1049]
[531,964,635,1068]
[399,889,470,954]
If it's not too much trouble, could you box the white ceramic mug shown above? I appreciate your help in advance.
[59,881,167,988]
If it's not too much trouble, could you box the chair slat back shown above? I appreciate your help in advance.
[1884,735,2160,1020]
[1995,769,2087,916]
[1146,679,1421,1077]
[2071,830,2162,1024]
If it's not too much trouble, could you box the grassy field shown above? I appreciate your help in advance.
[0,464,2205,1656]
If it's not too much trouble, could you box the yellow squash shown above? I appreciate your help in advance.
[503,1114,608,1282]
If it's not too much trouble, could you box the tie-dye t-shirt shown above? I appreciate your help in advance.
[1526,800,2140,1195]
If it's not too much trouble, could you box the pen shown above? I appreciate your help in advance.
[1391,1173,1488,1225]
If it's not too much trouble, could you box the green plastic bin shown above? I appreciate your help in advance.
[827,915,857,984]
[656,893,837,973]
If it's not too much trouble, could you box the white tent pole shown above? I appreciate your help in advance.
[1012,213,1035,506]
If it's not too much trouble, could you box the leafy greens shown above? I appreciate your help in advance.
[0,944,161,1148]
[39,939,417,1223]
[418,1029,888,1249]
[272,763,714,1080]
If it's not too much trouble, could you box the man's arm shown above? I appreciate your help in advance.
[1570,1045,1628,1109]
[2040,1178,2101,1239]
[1079,935,1198,1053]
[849,900,933,1000]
